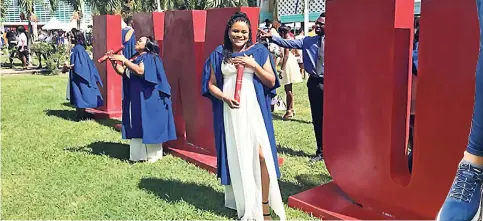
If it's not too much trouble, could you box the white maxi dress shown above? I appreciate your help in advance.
[125,69,164,163]
[221,62,286,221]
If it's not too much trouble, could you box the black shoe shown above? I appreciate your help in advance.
[74,112,95,121]
[83,112,96,120]
[310,154,323,162]
[128,160,147,164]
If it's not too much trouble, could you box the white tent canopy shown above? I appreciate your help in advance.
[42,17,72,31]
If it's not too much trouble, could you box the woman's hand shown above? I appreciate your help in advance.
[232,54,258,69]
[222,95,240,109]
[109,54,127,63]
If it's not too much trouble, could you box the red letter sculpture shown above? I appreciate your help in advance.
[288,0,479,219]
[89,15,123,118]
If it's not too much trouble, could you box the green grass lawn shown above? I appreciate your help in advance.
[1,74,331,220]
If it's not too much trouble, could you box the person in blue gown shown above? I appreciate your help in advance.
[122,16,136,59]
[64,30,104,120]
[201,12,285,220]
[108,36,176,163]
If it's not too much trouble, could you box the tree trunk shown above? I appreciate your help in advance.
[78,2,84,29]
[271,0,278,22]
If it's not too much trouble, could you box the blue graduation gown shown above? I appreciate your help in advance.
[201,43,281,185]
[69,44,104,108]
[122,27,136,58]
[412,42,419,76]
[122,53,177,144]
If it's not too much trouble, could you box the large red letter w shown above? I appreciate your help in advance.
[288,0,479,219]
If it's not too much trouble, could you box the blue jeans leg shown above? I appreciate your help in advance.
[438,1,483,220]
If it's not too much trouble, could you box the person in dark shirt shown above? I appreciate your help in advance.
[6,29,17,67]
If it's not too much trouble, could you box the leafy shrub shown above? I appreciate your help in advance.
[31,43,70,75]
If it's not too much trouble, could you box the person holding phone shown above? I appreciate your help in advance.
[260,13,326,162]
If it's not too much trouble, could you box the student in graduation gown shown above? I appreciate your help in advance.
[64,30,104,120]
[201,12,286,221]
[108,36,176,163]
[122,16,136,58]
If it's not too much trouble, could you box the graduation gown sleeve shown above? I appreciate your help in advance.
[133,53,177,144]
[122,27,137,58]
[201,45,231,184]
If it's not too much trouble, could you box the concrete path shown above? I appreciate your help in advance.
[0,68,51,75]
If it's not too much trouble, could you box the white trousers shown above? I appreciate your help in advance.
[129,138,163,163]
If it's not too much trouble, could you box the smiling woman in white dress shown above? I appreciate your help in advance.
[202,12,286,221]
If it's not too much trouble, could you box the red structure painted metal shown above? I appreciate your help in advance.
[287,0,479,219]
[89,15,123,119]
[162,10,216,171]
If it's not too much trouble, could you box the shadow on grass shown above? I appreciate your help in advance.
[45,109,80,122]
[65,141,130,161]
[277,145,313,158]
[139,174,331,217]
[96,118,122,131]
[45,108,122,130]
[139,178,237,219]
[272,114,312,124]
[279,173,332,202]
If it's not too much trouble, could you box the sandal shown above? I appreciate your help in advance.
[282,110,295,120]
[263,201,271,218]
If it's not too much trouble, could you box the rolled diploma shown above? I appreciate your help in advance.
[234,64,244,103]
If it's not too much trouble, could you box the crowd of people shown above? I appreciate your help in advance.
[1,26,93,69]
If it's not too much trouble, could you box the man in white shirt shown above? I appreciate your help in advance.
[16,26,29,68]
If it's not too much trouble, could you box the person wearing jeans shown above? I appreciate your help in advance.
[437,0,483,220]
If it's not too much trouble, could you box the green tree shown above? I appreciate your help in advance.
[86,0,250,17]
[0,0,8,21]
[85,0,122,15]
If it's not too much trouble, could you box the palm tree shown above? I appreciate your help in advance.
[85,0,122,15]
[0,0,8,21]
[86,0,247,18]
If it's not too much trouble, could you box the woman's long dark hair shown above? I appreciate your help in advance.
[130,36,160,60]
[144,36,160,55]
[222,12,253,63]
[72,30,86,48]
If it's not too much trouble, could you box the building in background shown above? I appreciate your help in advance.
[2,0,92,28]
[277,0,324,23]
[261,0,421,24]
[415,0,421,15]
